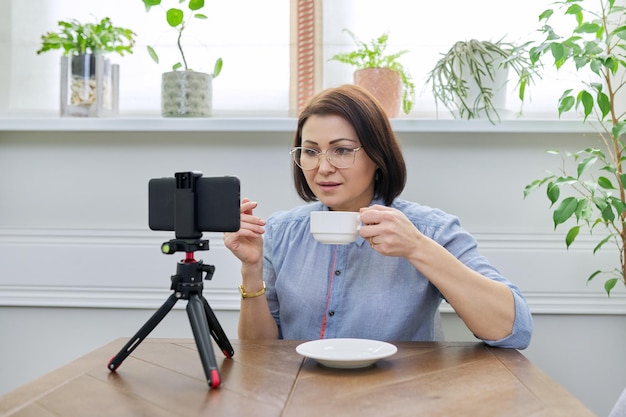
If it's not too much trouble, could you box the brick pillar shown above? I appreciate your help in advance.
[290,0,322,116]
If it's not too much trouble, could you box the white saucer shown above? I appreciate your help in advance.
[296,338,397,369]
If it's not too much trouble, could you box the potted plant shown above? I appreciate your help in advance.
[37,17,136,117]
[330,29,415,117]
[523,0,626,296]
[142,0,223,117]
[426,38,535,124]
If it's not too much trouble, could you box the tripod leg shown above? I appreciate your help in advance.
[201,296,234,358]
[108,293,178,371]
[187,294,221,388]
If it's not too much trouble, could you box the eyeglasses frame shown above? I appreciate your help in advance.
[290,146,363,170]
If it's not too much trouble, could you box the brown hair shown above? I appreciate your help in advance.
[292,84,407,206]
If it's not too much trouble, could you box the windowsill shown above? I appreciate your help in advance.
[0,111,595,133]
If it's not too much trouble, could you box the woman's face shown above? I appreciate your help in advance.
[300,114,378,212]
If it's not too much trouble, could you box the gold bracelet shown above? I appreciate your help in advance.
[238,281,266,299]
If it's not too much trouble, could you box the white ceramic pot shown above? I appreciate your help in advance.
[161,71,212,117]
[455,63,511,120]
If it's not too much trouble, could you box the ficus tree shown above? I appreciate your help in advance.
[524,0,626,295]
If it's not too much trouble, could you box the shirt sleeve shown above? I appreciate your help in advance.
[480,288,533,349]
[428,209,533,349]
[262,218,283,338]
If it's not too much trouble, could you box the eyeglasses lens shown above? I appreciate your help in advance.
[292,147,357,170]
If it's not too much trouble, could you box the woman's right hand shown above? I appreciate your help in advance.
[223,197,266,265]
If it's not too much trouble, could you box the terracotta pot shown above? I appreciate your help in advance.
[353,68,402,118]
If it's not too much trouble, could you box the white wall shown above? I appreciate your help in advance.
[1,124,625,416]
[0,1,10,113]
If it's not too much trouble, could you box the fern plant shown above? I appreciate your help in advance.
[330,29,415,115]
[37,17,135,57]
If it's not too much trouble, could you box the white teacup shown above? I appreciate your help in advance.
[310,211,361,244]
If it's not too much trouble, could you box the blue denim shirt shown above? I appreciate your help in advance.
[263,198,532,349]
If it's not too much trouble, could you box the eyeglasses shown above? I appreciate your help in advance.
[290,146,363,170]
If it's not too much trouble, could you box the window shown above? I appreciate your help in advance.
[322,0,584,117]
[4,0,290,115]
[2,0,590,118]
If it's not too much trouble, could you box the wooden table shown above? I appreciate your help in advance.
[0,339,596,417]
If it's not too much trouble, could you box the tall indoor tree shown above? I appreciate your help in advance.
[524,0,626,295]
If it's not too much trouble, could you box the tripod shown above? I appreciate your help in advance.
[107,238,234,388]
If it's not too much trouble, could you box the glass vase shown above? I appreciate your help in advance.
[60,54,119,117]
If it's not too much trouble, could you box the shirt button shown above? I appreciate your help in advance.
[334,270,341,276]
[329,311,335,316]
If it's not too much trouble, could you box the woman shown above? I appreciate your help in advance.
[224,84,532,348]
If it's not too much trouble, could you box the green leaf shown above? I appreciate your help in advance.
[166,8,184,27]
[580,202,593,222]
[565,225,580,248]
[555,175,578,185]
[574,56,588,70]
[194,13,208,19]
[612,122,626,139]
[590,82,603,92]
[523,180,541,198]
[524,177,553,198]
[585,41,604,56]
[610,196,625,215]
[604,278,619,296]
[579,90,594,120]
[172,62,182,71]
[189,0,205,11]
[614,25,626,41]
[553,196,578,228]
[147,45,159,63]
[601,164,616,174]
[143,0,161,11]
[587,270,602,283]
[575,198,589,222]
[602,203,615,222]
[547,181,560,204]
[593,196,608,211]
[518,78,527,101]
[558,96,575,116]
[575,22,601,34]
[565,4,583,15]
[597,91,610,118]
[213,57,223,78]
[604,56,619,74]
[593,235,612,254]
[577,155,597,178]
[598,176,615,189]
[550,42,565,64]
[539,9,554,21]
[585,147,605,159]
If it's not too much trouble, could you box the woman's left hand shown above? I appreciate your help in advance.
[359,205,421,258]
[360,205,518,343]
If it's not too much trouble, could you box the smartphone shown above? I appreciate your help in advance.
[148,173,240,233]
